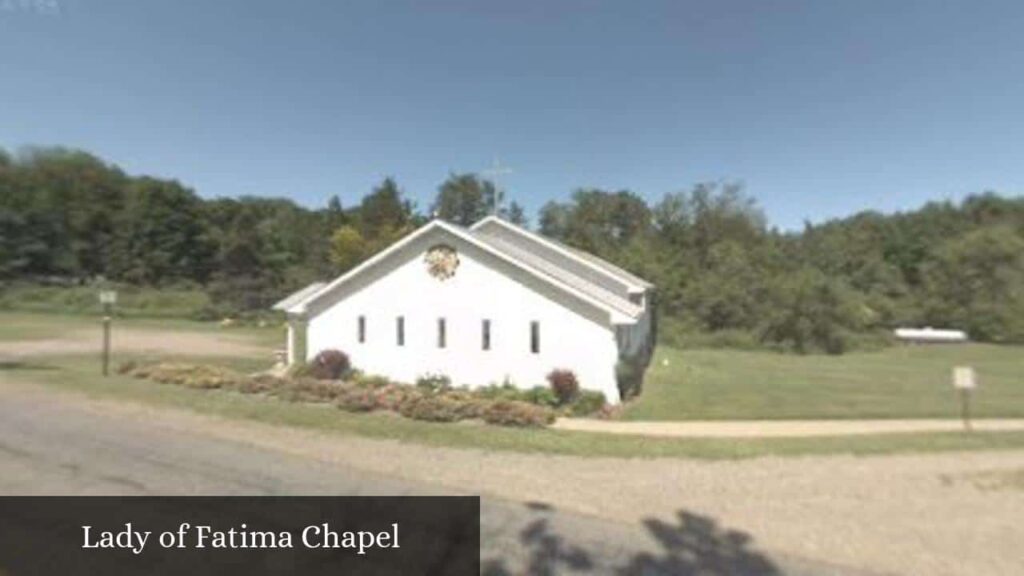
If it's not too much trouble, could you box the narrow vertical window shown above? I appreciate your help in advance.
[358,315,366,343]
[482,319,491,351]
[396,316,405,346]
[530,321,540,354]
[437,318,446,348]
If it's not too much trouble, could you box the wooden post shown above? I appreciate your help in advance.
[98,290,117,376]
[960,388,971,432]
[102,303,111,376]
[953,366,976,432]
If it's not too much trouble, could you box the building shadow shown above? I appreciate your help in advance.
[483,506,779,576]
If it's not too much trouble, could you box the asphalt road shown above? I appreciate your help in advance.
[0,383,861,575]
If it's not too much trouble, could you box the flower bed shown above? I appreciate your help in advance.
[117,361,583,428]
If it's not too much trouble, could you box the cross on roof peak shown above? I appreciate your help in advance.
[482,157,513,216]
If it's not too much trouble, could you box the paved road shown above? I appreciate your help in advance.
[0,383,862,575]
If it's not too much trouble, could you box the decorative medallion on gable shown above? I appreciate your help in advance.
[424,244,459,280]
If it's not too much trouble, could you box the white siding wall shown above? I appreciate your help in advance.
[305,243,623,403]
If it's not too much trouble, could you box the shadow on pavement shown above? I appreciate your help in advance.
[483,506,780,576]
[0,360,56,371]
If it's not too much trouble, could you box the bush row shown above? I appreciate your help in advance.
[302,350,609,417]
[118,361,556,427]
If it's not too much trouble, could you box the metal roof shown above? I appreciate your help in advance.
[277,218,652,323]
[470,216,654,291]
[469,231,644,318]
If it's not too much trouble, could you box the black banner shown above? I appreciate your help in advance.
[0,496,479,575]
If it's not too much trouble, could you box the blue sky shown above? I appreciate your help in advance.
[2,0,1023,229]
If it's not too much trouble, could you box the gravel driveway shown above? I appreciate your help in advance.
[0,378,859,576]
[0,327,270,359]
[2,378,1019,576]
[2,325,1022,575]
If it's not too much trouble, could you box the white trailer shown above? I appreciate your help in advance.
[893,327,968,344]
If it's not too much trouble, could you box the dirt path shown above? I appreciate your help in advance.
[554,417,1024,437]
[0,327,270,359]
[3,378,1020,576]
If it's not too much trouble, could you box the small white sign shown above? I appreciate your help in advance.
[953,366,976,390]
[99,290,118,305]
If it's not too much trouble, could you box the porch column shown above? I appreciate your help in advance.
[286,313,308,365]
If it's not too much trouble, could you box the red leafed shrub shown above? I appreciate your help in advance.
[307,349,351,380]
[546,369,579,405]
[482,400,555,428]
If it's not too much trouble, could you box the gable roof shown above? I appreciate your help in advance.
[469,216,654,292]
[281,218,650,324]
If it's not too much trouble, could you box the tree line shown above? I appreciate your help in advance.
[2,146,1022,352]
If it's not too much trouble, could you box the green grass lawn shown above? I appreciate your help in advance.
[0,311,283,348]
[0,312,94,341]
[624,345,1024,421]
[4,311,1024,458]
[5,354,1024,460]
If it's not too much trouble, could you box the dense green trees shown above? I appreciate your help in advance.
[2,146,1022,351]
[432,172,528,227]
[433,173,497,226]
[537,184,1024,352]
[922,226,1024,342]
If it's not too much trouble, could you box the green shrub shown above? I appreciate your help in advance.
[522,386,559,408]
[546,369,579,404]
[476,382,525,401]
[415,373,452,394]
[398,395,465,422]
[351,373,393,389]
[275,377,346,403]
[132,362,244,389]
[481,400,555,428]
[569,390,607,416]
[233,374,288,395]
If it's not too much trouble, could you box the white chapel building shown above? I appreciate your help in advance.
[273,216,655,403]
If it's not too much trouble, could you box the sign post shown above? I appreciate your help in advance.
[952,366,976,432]
[99,290,117,376]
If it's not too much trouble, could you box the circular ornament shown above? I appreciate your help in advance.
[424,244,459,280]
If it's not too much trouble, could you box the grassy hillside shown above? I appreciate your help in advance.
[0,283,212,319]
[0,311,283,349]
[624,345,1024,420]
